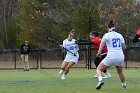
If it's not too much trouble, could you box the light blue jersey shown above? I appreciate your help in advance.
[97,29,126,66]
[63,39,79,63]
[102,31,125,57]
[63,39,79,56]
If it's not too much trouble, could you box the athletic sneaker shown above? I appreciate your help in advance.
[59,70,64,75]
[24,69,30,71]
[122,84,127,89]
[96,81,104,90]
[102,76,107,79]
[93,74,109,78]
[103,73,111,78]
[93,74,98,78]
[61,74,65,80]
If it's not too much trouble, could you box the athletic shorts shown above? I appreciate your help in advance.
[101,56,124,67]
[64,54,79,64]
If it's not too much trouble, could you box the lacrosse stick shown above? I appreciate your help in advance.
[45,36,77,56]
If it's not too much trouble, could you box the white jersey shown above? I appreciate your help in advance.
[102,31,125,57]
[63,39,79,56]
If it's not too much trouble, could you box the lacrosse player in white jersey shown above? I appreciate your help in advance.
[96,20,127,90]
[59,30,79,80]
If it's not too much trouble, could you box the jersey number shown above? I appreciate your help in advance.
[112,38,121,47]
[70,46,74,50]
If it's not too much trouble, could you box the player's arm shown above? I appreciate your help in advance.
[97,36,107,56]
[121,43,126,50]
[61,41,66,53]
[75,39,93,45]
[75,44,79,54]
[121,36,127,50]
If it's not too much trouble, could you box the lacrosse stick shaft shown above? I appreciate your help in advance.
[62,47,77,56]
[47,37,77,56]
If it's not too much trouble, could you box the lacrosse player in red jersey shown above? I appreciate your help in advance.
[75,31,111,78]
[89,31,111,78]
[132,28,140,43]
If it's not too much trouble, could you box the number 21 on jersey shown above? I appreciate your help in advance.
[112,38,121,47]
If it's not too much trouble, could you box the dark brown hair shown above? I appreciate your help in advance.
[108,20,115,29]
[89,31,99,37]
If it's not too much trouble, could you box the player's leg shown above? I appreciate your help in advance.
[93,57,101,77]
[64,56,79,75]
[61,61,75,80]
[116,66,126,89]
[25,54,29,71]
[60,55,79,79]
[94,55,111,78]
[101,54,111,78]
[64,61,75,75]
[59,61,69,75]
[94,57,101,68]
[96,63,108,90]
[21,54,26,71]
[59,55,70,75]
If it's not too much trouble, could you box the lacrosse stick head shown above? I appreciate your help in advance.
[69,29,75,36]
[71,28,75,32]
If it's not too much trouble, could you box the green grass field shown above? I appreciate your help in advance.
[0,69,139,93]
